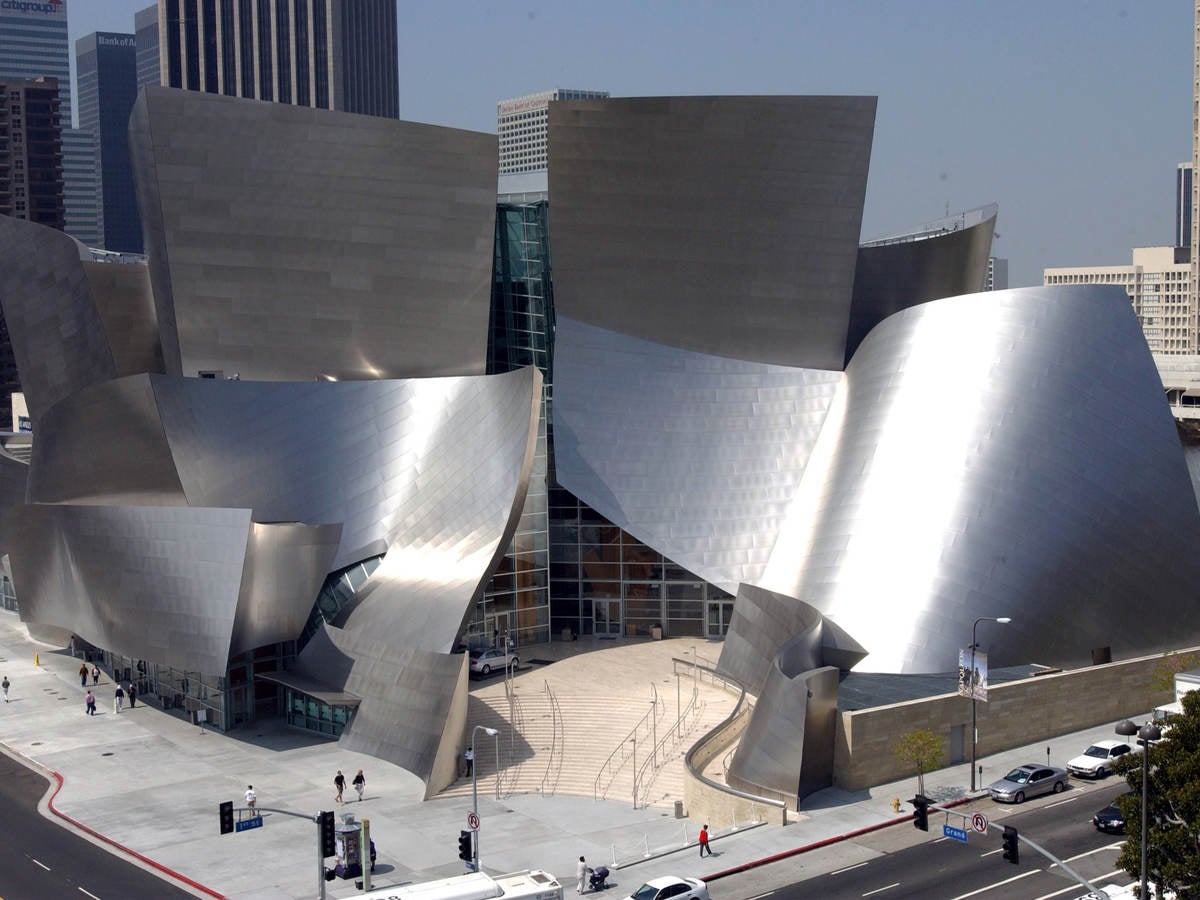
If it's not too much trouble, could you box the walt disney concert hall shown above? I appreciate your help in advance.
[2,88,1198,801]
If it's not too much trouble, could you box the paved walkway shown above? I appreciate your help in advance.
[0,611,1143,899]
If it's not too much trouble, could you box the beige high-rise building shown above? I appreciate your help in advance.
[1045,247,1193,353]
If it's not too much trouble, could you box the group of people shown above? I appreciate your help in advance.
[77,663,139,715]
[334,769,367,804]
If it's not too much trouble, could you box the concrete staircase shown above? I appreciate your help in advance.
[436,638,739,810]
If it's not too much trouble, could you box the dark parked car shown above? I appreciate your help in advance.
[987,763,1068,803]
[1093,791,1137,834]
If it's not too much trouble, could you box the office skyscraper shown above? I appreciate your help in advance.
[985,257,1009,291]
[0,0,101,246]
[1178,162,1193,252]
[158,0,398,118]
[135,5,161,90]
[76,33,142,252]
[497,88,609,175]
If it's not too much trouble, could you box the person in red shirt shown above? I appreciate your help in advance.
[699,824,712,857]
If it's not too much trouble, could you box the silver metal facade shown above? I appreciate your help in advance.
[756,286,1200,673]
[129,86,497,382]
[552,316,841,594]
[547,95,876,370]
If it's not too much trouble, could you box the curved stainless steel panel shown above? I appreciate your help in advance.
[552,316,841,593]
[229,522,344,658]
[844,211,996,365]
[83,260,165,378]
[718,584,827,696]
[761,286,1200,673]
[727,662,839,803]
[130,86,497,382]
[547,96,875,370]
[30,374,185,506]
[2,504,255,673]
[0,216,118,422]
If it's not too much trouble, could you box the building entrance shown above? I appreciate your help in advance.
[706,600,733,638]
[594,598,621,636]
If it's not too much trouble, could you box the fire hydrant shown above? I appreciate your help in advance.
[891,797,902,814]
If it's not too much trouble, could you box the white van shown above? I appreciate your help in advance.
[354,869,563,900]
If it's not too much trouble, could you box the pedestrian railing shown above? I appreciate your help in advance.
[539,680,564,797]
[593,685,665,801]
[631,682,701,808]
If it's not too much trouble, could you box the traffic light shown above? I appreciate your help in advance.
[319,810,336,858]
[219,800,234,835]
[912,794,929,832]
[458,830,474,862]
[1001,825,1019,864]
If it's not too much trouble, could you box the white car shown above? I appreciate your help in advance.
[468,647,518,676]
[622,876,710,900]
[1065,739,1136,778]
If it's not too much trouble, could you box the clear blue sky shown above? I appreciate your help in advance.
[68,0,1193,288]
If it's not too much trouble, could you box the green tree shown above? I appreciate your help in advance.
[1112,690,1200,897]
[893,728,944,797]
[1150,650,1200,693]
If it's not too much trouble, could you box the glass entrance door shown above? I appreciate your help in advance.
[595,599,622,636]
[706,600,733,638]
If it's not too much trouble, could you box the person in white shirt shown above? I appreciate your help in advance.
[576,856,588,894]
[244,785,257,809]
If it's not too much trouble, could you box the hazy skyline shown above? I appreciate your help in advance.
[66,0,1192,288]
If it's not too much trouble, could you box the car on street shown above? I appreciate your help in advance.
[621,876,710,900]
[1093,791,1137,834]
[987,763,1068,803]
[469,647,519,676]
[1066,739,1137,778]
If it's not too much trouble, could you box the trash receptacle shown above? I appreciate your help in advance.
[674,800,685,819]
[562,627,572,642]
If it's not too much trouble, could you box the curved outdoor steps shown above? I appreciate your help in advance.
[436,637,737,809]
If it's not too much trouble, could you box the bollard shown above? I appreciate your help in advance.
[34,653,39,666]
[892,797,901,814]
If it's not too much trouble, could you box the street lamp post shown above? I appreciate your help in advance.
[471,725,499,872]
[970,616,1012,793]
[1116,719,1161,900]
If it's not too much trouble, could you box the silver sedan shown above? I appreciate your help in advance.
[987,764,1068,803]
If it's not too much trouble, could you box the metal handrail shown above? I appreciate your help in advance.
[632,682,700,806]
[682,662,786,812]
[593,684,663,801]
[539,680,563,797]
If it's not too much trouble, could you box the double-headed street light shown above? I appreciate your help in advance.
[970,616,1012,793]
[471,725,499,872]
[1116,718,1161,900]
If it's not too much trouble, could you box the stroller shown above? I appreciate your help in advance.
[588,865,610,891]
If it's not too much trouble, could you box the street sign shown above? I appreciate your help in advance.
[943,824,968,843]
[467,811,480,830]
[235,815,263,832]
[971,812,989,834]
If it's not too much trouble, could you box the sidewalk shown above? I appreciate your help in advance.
[0,611,1138,899]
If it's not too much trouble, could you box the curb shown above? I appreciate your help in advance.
[0,740,226,899]
[702,795,977,882]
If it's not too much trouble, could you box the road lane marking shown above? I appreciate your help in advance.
[1044,795,1081,808]
[830,863,868,875]
[745,892,776,900]
[78,889,101,900]
[31,859,49,871]
[980,848,1002,857]
[950,868,1042,899]
[862,883,900,896]
[1031,869,1128,899]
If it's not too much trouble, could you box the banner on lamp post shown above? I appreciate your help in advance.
[957,648,988,702]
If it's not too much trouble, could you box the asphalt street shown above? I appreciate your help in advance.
[0,751,195,900]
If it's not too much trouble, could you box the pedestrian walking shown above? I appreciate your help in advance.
[114,684,124,713]
[576,856,588,894]
[463,746,473,777]
[2,675,9,702]
[68,635,76,658]
[128,683,137,707]
[698,823,712,857]
[91,664,100,686]
[85,691,96,715]
[352,769,366,801]
[245,785,256,809]
[78,663,88,687]
[334,769,346,804]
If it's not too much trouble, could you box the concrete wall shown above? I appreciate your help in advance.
[833,650,1191,792]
